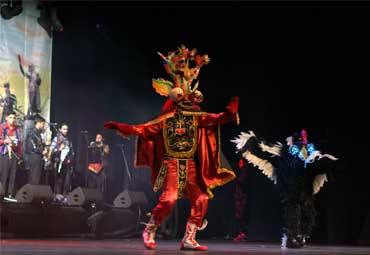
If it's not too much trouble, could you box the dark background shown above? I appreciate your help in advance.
[49,1,370,244]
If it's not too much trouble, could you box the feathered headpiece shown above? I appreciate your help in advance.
[152,45,210,110]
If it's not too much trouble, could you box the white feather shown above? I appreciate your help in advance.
[231,131,256,150]
[259,141,282,157]
[242,151,277,184]
[286,136,294,146]
[320,153,338,161]
[305,151,339,165]
[312,173,328,195]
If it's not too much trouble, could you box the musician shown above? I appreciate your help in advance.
[50,123,74,197]
[87,134,110,194]
[18,55,42,116]
[25,115,47,185]
[0,111,22,201]
[0,82,17,124]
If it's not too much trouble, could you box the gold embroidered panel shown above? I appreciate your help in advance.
[163,113,197,158]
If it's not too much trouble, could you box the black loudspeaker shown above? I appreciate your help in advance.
[15,184,53,204]
[0,182,5,198]
[67,187,103,207]
[113,190,148,209]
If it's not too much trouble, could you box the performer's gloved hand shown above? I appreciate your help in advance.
[226,97,239,114]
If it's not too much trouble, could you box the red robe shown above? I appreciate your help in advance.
[117,110,237,198]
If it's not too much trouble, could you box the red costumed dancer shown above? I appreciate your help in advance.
[104,45,239,251]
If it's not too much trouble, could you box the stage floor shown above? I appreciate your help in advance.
[1,239,369,255]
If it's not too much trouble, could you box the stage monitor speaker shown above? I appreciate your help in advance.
[15,184,53,204]
[0,182,5,199]
[113,190,148,209]
[67,187,103,207]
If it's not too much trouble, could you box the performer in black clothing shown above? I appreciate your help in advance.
[17,55,42,116]
[25,115,47,185]
[87,134,110,194]
[232,129,338,248]
[50,123,74,197]
[0,83,17,124]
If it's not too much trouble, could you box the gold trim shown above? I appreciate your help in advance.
[236,112,240,125]
[144,112,175,125]
[153,161,167,192]
[143,111,209,126]
[132,111,212,165]
[207,187,214,199]
[177,159,188,199]
[208,126,236,197]
[182,111,208,116]
[133,136,149,169]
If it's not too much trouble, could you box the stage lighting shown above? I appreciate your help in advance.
[0,0,23,20]
[37,1,63,37]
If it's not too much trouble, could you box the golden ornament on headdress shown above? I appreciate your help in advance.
[153,45,210,102]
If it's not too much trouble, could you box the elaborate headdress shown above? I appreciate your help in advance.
[152,45,210,111]
[287,129,315,161]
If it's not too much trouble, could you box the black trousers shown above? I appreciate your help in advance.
[28,154,43,185]
[0,154,17,196]
[54,164,72,195]
[281,194,316,239]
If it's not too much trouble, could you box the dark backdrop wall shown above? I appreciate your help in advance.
[50,2,370,244]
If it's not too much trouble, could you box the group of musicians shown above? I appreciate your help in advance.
[0,82,110,203]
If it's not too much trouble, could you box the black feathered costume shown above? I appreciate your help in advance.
[231,130,338,248]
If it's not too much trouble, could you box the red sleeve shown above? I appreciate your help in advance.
[131,123,163,138]
[197,111,236,127]
[112,122,162,139]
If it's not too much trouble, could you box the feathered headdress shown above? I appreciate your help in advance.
[152,45,210,109]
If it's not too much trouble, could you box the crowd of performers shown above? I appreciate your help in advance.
[0,55,110,203]
[0,110,110,203]
[1,46,338,250]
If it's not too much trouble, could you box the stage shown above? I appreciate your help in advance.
[1,239,369,255]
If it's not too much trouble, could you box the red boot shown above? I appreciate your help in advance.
[142,216,158,250]
[233,232,247,242]
[180,221,208,251]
